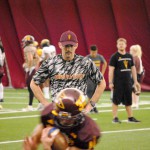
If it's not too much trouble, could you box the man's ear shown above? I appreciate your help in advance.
[74,43,78,49]
[58,42,62,49]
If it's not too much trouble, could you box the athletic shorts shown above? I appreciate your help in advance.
[86,78,97,99]
[112,81,132,106]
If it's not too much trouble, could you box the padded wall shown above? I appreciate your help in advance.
[0,0,149,90]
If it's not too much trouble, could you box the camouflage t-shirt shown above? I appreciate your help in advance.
[33,54,103,100]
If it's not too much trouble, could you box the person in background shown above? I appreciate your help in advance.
[23,88,101,150]
[86,45,107,113]
[30,30,106,113]
[40,39,56,100]
[130,45,145,109]
[0,37,5,109]
[109,38,141,123]
[22,35,40,111]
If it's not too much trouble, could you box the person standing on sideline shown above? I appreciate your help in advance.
[0,37,5,109]
[86,45,107,113]
[40,39,56,100]
[109,38,141,123]
[30,30,106,113]
[22,35,40,111]
[130,45,144,109]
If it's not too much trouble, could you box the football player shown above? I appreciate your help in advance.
[22,35,40,111]
[0,37,5,108]
[40,39,56,100]
[23,88,101,150]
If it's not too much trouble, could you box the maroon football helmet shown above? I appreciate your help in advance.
[54,88,87,129]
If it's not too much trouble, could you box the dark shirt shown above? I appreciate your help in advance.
[109,52,134,83]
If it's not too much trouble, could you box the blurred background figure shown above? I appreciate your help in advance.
[40,39,56,100]
[22,35,40,111]
[86,45,107,113]
[0,37,5,109]
[130,44,145,109]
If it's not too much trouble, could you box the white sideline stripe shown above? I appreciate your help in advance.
[0,107,150,115]
[98,107,150,113]
[0,115,39,120]
[0,140,23,144]
[0,107,150,120]
[102,128,150,134]
[0,128,150,145]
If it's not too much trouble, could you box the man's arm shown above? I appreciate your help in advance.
[108,66,115,90]
[85,78,106,113]
[26,51,33,69]
[30,79,49,106]
[101,60,107,75]
[23,124,43,150]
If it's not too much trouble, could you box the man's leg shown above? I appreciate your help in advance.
[112,103,118,118]
[125,105,133,118]
[125,105,140,122]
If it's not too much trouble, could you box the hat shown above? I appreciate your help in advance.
[60,30,78,46]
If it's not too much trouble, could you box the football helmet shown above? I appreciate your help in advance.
[53,88,87,129]
[22,35,35,47]
[40,39,50,48]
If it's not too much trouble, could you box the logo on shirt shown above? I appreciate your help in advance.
[123,60,128,69]
[54,74,85,80]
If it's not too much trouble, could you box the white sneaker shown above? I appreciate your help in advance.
[132,104,136,108]
[22,105,34,111]
[36,103,44,111]
[0,105,3,109]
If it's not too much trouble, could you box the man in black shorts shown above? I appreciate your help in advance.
[109,38,140,123]
[23,88,101,150]
[30,30,106,113]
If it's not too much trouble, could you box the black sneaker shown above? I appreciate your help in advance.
[93,107,99,113]
[128,117,141,123]
[0,99,4,102]
[112,117,121,123]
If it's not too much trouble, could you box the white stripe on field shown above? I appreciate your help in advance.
[102,128,150,134]
[0,107,150,115]
[98,107,150,113]
[0,128,150,145]
[0,115,39,120]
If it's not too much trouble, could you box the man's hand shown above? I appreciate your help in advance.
[84,102,93,114]
[109,83,114,90]
[23,137,37,150]
[133,82,141,95]
[41,127,58,150]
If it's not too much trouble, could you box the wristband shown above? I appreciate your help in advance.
[90,101,96,108]
[48,127,60,137]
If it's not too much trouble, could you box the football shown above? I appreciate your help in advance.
[52,132,68,150]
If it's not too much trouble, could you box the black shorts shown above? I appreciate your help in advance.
[112,82,132,106]
[26,69,36,86]
[86,78,97,99]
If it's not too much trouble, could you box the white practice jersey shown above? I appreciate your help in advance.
[41,45,56,60]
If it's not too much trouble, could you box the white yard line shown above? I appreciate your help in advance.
[0,106,150,115]
[0,115,39,120]
[0,128,150,145]
[102,128,150,134]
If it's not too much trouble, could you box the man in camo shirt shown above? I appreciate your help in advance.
[30,30,106,113]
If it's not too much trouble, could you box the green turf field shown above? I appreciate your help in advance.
[0,88,150,150]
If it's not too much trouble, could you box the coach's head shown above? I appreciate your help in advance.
[59,30,78,61]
